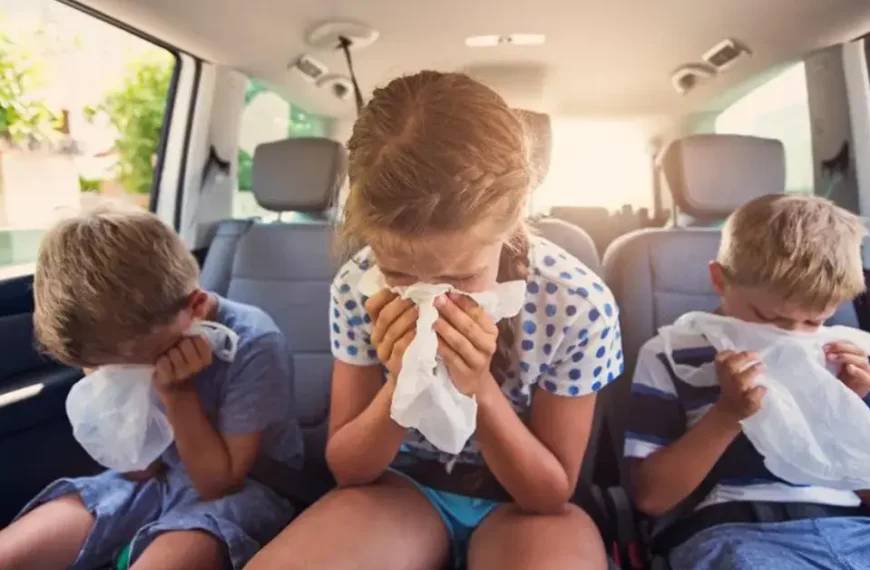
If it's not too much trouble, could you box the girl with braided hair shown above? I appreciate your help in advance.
[247,71,622,570]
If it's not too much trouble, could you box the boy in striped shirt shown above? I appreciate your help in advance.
[626,195,870,570]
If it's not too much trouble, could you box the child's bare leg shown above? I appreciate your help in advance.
[131,530,223,570]
[0,494,94,570]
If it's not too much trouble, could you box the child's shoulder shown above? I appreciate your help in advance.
[332,247,373,297]
[213,295,283,347]
[526,235,617,321]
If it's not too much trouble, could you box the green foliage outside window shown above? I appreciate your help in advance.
[85,52,173,194]
[0,27,61,147]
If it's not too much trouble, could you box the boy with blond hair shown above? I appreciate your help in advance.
[0,206,302,570]
[625,195,870,569]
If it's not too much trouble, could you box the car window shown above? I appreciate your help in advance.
[234,78,330,221]
[715,63,813,194]
[0,0,176,280]
[532,118,653,215]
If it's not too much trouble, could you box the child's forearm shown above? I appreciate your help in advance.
[475,378,576,514]
[631,404,741,516]
[162,391,238,500]
[325,377,407,487]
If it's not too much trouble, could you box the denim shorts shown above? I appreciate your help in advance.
[16,467,294,569]
[669,516,870,570]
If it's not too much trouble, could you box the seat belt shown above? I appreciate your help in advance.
[653,501,866,554]
[181,145,232,236]
[819,142,870,331]
[853,241,870,332]
[195,146,254,294]
[198,218,255,295]
[647,473,718,554]
[854,275,870,332]
[602,486,646,569]
[201,146,231,194]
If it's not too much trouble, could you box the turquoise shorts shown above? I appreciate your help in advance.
[391,469,502,568]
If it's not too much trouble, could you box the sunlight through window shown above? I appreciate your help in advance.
[715,63,813,194]
[532,119,652,214]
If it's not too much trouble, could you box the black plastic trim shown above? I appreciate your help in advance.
[149,55,182,213]
[0,274,34,317]
[173,59,203,231]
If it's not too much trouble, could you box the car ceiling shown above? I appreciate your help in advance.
[77,0,870,120]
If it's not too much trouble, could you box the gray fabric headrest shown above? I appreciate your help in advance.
[661,134,786,219]
[252,137,347,213]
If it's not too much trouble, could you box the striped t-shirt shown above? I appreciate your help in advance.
[624,329,861,511]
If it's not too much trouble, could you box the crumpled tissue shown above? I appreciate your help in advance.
[661,311,870,490]
[65,320,239,472]
[358,266,525,455]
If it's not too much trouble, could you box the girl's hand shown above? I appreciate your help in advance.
[826,341,870,398]
[434,292,498,396]
[366,289,417,378]
[153,336,212,398]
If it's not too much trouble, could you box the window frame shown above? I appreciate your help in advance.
[58,0,189,213]
[0,0,195,282]
[712,62,814,195]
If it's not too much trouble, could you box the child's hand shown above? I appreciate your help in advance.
[153,336,212,397]
[713,350,767,422]
[434,292,498,396]
[825,341,870,399]
[366,289,417,379]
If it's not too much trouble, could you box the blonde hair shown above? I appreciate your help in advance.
[33,205,199,366]
[339,70,534,379]
[717,194,867,309]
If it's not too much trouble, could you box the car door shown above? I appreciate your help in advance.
[0,0,182,525]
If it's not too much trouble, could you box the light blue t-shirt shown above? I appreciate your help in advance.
[162,296,303,470]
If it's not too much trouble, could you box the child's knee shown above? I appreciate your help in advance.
[0,493,93,569]
[132,529,224,570]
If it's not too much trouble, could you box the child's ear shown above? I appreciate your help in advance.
[188,289,211,319]
[709,261,727,295]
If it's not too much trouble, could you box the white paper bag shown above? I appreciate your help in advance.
[66,320,239,471]
[661,312,870,490]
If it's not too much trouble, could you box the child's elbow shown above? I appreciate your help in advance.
[327,460,380,488]
[325,446,377,488]
[192,477,243,502]
[517,497,572,516]
[515,481,575,515]
[628,461,673,517]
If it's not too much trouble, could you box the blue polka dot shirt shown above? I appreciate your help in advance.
[329,236,624,466]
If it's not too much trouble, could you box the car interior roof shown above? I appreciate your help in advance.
[74,0,870,123]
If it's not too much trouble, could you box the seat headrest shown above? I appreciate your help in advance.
[252,137,347,213]
[661,134,785,219]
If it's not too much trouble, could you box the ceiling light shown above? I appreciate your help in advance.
[703,38,752,71]
[465,34,546,48]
